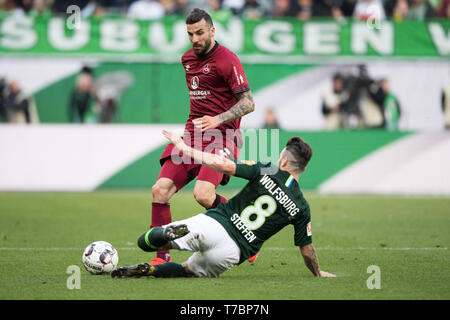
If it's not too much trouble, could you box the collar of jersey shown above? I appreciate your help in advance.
[201,41,219,59]
[278,167,299,190]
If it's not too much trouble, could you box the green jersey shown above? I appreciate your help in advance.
[205,161,312,264]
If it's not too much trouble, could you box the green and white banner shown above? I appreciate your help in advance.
[0,15,449,61]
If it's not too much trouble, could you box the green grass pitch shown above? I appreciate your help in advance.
[0,191,449,300]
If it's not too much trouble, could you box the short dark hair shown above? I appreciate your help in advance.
[186,8,213,27]
[284,137,313,173]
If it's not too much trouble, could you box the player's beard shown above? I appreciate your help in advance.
[193,37,212,58]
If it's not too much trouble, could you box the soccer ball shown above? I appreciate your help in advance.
[82,241,119,275]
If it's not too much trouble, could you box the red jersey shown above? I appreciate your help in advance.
[181,42,250,155]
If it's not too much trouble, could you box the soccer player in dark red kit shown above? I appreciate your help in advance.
[149,8,256,264]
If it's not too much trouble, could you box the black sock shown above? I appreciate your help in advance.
[153,262,187,278]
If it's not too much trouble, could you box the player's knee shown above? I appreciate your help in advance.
[193,188,215,209]
[152,182,171,203]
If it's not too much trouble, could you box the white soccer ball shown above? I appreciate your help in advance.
[82,241,119,275]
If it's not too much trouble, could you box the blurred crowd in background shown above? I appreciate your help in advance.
[0,0,449,20]
[320,66,402,131]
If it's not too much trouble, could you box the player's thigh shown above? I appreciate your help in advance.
[196,165,224,188]
[185,240,240,278]
[168,214,230,253]
[156,158,196,193]
[175,215,240,278]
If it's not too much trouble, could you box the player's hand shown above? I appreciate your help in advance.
[162,129,182,148]
[193,116,221,132]
[319,270,336,277]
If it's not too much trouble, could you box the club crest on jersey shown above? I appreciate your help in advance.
[190,76,199,89]
[185,64,190,71]
[202,64,210,74]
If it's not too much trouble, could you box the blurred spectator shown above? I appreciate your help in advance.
[321,73,350,130]
[206,0,233,20]
[335,65,368,129]
[0,78,7,123]
[236,0,269,19]
[171,0,189,15]
[380,78,401,131]
[91,70,133,123]
[364,77,401,130]
[159,0,176,14]
[438,0,450,17]
[262,107,280,129]
[339,0,357,16]
[288,0,313,21]
[127,0,165,19]
[0,0,26,15]
[52,0,90,13]
[353,0,386,20]
[331,3,345,22]
[286,0,345,21]
[16,0,34,14]
[68,67,95,123]
[383,0,396,17]
[392,0,409,21]
[442,80,450,129]
[95,85,118,123]
[272,0,291,17]
[313,0,342,17]
[29,0,52,18]
[408,0,436,19]
[3,79,39,124]
[222,0,245,13]
[81,0,107,18]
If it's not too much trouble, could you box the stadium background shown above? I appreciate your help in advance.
[0,0,449,302]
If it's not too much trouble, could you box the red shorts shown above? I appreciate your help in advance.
[158,143,230,191]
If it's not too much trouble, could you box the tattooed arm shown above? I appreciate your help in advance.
[218,90,255,124]
[300,244,336,277]
[193,90,255,132]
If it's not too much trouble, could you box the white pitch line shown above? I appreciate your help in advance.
[0,247,447,251]
[265,247,448,251]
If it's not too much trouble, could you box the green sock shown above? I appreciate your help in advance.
[153,262,187,278]
[137,227,166,252]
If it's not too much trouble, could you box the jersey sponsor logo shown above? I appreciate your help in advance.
[307,222,312,236]
[190,76,199,89]
[259,174,300,216]
[189,89,211,100]
[202,64,210,74]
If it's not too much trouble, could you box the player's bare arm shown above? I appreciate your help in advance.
[218,90,255,124]
[193,90,255,132]
[300,243,336,277]
[162,129,236,176]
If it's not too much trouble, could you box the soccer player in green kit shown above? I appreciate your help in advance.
[112,130,335,278]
